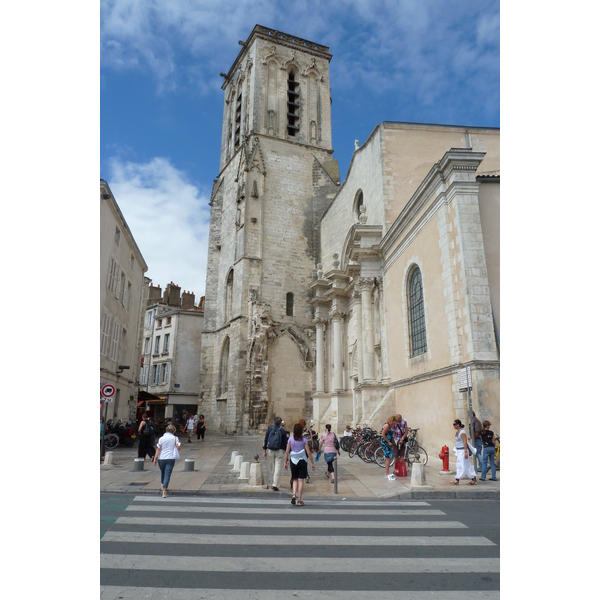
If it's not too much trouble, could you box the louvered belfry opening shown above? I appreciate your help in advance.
[287,71,300,137]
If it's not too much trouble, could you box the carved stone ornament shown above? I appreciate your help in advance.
[359,204,367,224]
[330,309,346,321]
[332,253,340,269]
[316,263,323,279]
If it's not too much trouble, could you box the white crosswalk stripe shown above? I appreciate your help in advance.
[100,496,499,600]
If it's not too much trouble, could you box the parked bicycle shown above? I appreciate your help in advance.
[374,427,428,467]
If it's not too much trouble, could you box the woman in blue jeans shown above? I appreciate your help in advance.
[480,420,498,481]
[153,423,181,497]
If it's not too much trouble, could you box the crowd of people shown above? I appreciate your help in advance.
[130,409,496,498]
[262,417,343,506]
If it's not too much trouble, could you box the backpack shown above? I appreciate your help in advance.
[143,419,154,436]
[266,426,283,450]
[333,433,340,451]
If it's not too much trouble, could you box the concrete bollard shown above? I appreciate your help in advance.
[410,462,427,487]
[247,462,264,486]
[104,451,114,465]
[133,458,145,471]
[232,455,244,472]
[184,458,195,472]
[229,451,239,465]
[238,461,250,480]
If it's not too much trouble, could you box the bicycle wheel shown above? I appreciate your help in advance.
[104,433,118,450]
[365,441,378,462]
[357,443,370,463]
[406,445,428,465]
[348,440,358,458]
[374,446,393,468]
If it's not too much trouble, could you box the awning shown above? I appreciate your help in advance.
[137,391,167,405]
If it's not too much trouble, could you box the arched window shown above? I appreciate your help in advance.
[218,336,230,397]
[408,267,427,357]
[286,292,294,316]
[225,269,234,322]
[354,189,364,221]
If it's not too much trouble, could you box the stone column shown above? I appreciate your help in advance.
[359,278,375,382]
[352,289,364,384]
[314,318,326,393]
[331,310,345,391]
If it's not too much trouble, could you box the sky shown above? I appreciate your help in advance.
[100,0,500,298]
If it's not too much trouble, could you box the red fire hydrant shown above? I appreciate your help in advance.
[439,445,450,472]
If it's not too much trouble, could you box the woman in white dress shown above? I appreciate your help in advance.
[451,419,477,485]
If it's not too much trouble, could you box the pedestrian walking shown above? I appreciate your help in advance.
[451,419,477,485]
[196,414,206,442]
[284,422,315,506]
[381,415,396,480]
[137,413,156,459]
[185,414,195,443]
[152,423,181,498]
[471,411,484,473]
[479,420,498,481]
[318,424,340,484]
[263,416,286,491]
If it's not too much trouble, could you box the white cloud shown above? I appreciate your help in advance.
[106,156,211,298]
[101,0,499,106]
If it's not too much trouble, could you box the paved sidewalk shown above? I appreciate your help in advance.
[100,432,499,500]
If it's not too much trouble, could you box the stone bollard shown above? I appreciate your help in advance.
[184,458,195,472]
[104,451,114,465]
[410,462,427,487]
[247,462,264,486]
[229,451,240,465]
[133,458,145,472]
[232,455,244,472]
[238,461,250,480]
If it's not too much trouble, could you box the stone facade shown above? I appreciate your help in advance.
[140,283,204,421]
[100,180,148,423]
[200,26,339,433]
[200,27,500,449]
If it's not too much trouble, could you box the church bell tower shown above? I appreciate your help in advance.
[200,25,340,433]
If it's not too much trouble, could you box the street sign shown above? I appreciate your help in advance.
[101,383,115,398]
[101,397,113,403]
[458,366,472,392]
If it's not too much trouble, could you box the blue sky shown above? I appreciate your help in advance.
[100,0,500,298]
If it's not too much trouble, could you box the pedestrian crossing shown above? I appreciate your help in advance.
[100,496,499,599]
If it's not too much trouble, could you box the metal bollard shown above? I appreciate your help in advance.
[184,458,195,472]
[133,458,145,471]
[333,458,338,494]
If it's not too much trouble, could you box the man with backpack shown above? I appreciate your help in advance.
[263,416,287,491]
[137,412,156,460]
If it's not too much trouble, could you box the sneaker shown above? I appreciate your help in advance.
[271,486,279,491]
[386,474,396,481]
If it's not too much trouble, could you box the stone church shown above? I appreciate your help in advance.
[199,25,500,453]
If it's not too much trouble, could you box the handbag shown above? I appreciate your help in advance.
[315,450,321,462]
[173,437,180,460]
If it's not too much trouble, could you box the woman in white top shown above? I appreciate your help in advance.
[451,419,477,485]
[153,423,182,497]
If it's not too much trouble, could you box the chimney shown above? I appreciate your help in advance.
[148,284,162,303]
[181,290,195,309]
[164,282,181,307]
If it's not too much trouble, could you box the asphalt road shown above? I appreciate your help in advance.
[100,493,500,599]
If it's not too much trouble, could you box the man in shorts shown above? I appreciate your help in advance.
[391,414,408,463]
